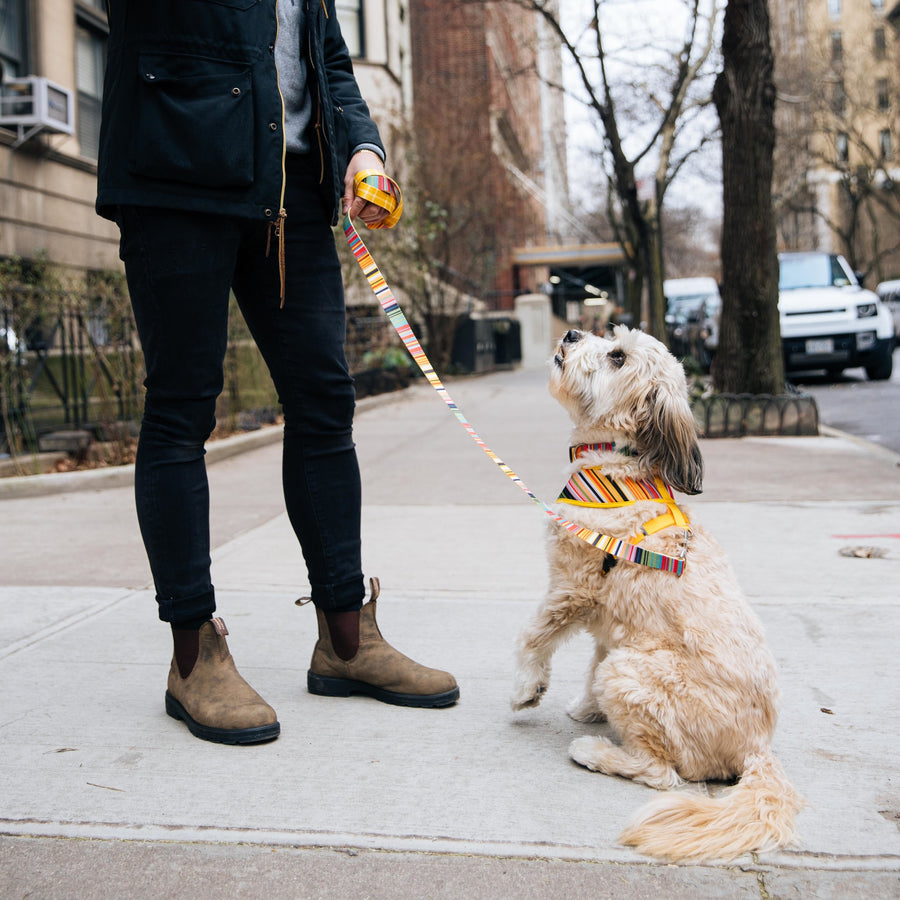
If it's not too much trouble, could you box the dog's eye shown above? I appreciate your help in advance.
[608,349,626,368]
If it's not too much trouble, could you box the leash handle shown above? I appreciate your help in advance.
[343,175,686,576]
[351,169,403,229]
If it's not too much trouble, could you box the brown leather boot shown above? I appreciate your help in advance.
[306,579,459,708]
[165,618,280,744]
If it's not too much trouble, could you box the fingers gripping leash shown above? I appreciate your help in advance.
[343,172,687,575]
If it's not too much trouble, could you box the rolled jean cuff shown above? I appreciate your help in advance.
[157,588,216,627]
[311,576,365,612]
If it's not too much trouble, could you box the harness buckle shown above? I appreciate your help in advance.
[675,528,693,576]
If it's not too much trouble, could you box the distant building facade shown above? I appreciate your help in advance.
[770,0,900,280]
[1,0,118,277]
[409,0,573,308]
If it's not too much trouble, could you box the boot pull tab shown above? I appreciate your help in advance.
[295,580,379,606]
[211,617,229,636]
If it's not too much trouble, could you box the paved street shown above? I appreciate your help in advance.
[793,345,900,453]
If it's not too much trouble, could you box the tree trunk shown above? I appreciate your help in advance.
[712,0,784,394]
[644,210,667,340]
[625,265,643,328]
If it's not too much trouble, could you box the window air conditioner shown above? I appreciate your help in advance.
[0,76,75,146]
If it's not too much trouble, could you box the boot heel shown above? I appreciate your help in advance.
[165,690,183,721]
[307,670,353,697]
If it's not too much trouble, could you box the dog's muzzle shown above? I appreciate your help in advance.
[554,329,584,368]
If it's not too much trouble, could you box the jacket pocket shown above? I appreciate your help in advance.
[131,53,254,189]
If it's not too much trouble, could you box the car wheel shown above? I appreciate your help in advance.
[865,343,894,381]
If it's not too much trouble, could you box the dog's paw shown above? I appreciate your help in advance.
[510,681,548,711]
[569,735,608,771]
[566,695,607,723]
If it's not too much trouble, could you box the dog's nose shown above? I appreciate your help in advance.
[563,329,583,344]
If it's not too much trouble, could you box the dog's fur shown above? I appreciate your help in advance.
[511,326,801,862]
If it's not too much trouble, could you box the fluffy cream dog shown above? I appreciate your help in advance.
[511,326,801,862]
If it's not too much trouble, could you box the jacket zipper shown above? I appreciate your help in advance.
[308,1,327,185]
[270,0,288,306]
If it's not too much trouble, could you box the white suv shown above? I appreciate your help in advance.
[779,251,895,381]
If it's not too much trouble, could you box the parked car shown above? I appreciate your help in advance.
[875,279,900,339]
[664,276,721,370]
[778,251,894,381]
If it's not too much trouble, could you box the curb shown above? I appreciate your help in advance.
[818,423,900,463]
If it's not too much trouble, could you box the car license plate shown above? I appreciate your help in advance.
[805,338,834,355]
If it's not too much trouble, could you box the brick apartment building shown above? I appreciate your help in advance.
[409,0,571,309]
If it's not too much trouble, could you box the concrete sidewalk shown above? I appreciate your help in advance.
[2,366,900,898]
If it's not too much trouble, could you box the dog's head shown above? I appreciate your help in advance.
[549,326,703,494]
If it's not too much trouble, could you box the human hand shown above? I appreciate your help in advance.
[342,150,392,226]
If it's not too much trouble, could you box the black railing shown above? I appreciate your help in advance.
[692,392,819,438]
[1,288,406,456]
[1,286,143,453]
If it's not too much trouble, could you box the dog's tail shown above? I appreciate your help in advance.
[618,751,802,862]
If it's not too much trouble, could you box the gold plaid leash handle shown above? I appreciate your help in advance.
[342,172,686,575]
[350,169,403,229]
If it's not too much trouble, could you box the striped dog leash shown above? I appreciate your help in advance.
[343,171,687,576]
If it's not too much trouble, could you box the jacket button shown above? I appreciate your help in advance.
[232,87,241,96]
[265,209,273,217]
[269,122,278,131]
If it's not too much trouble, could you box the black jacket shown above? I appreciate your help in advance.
[96,0,384,226]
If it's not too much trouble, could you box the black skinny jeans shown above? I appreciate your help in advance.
[118,155,365,625]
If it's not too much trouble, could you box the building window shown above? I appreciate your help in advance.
[877,78,890,113]
[76,19,106,159]
[335,1,364,58]
[832,79,846,117]
[827,0,842,19]
[874,28,886,60]
[836,132,849,162]
[831,31,842,63]
[879,129,892,160]
[0,0,28,78]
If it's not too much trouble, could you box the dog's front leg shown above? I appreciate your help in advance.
[566,640,608,722]
[511,597,585,711]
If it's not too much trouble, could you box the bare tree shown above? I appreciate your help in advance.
[712,0,784,394]
[353,126,501,370]
[662,202,721,278]
[499,0,721,338]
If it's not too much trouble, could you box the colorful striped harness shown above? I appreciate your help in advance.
[559,443,691,559]
[343,174,689,576]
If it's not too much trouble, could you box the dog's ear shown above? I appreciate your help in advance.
[636,385,704,495]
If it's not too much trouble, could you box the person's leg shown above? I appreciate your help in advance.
[118,205,278,743]
[232,155,458,707]
[232,158,365,613]
[119,205,235,626]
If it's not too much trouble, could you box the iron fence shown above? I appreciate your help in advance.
[1,285,405,455]
[692,392,819,438]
